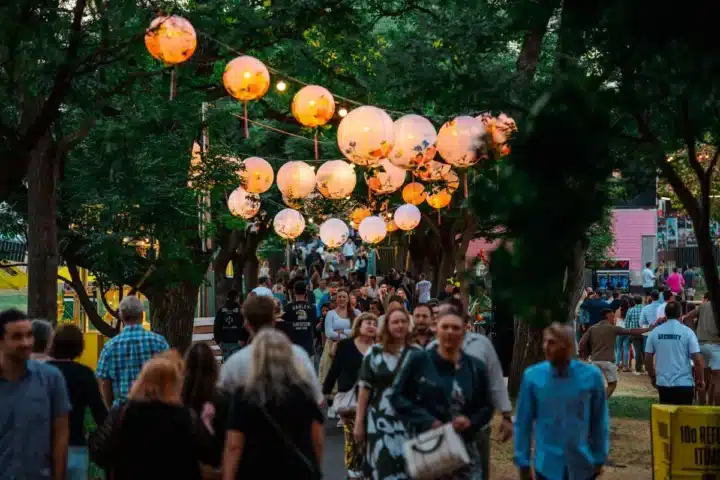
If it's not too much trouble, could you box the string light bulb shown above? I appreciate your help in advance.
[339,107,348,117]
[276,80,287,92]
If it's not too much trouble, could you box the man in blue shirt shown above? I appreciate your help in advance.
[580,291,610,326]
[645,301,705,405]
[642,262,656,295]
[0,308,71,480]
[515,323,609,480]
[641,291,663,328]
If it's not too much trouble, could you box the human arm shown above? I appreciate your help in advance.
[86,368,108,426]
[513,370,535,477]
[688,332,705,390]
[324,311,342,340]
[95,347,114,408]
[389,352,439,432]
[578,329,591,359]
[619,327,651,336]
[589,369,610,469]
[222,430,245,480]
[311,420,324,465]
[644,334,656,385]
[213,311,223,343]
[477,338,513,440]
[98,379,113,410]
[682,308,699,327]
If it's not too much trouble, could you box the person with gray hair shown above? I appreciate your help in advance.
[31,319,53,361]
[96,295,169,407]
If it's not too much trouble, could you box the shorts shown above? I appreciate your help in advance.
[700,343,720,370]
[592,360,618,383]
[344,255,353,261]
[686,288,696,297]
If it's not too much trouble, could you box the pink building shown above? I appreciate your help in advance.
[611,208,657,284]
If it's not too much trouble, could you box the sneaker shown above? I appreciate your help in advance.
[327,406,337,419]
[633,371,641,376]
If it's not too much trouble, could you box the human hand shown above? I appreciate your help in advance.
[353,423,365,444]
[696,380,706,392]
[451,415,471,432]
[498,416,513,442]
[201,402,216,434]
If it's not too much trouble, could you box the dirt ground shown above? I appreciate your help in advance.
[490,370,655,480]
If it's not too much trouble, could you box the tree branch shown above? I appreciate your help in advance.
[680,95,705,181]
[95,274,119,320]
[65,260,119,337]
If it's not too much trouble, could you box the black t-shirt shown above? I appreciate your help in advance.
[213,302,249,344]
[278,300,317,356]
[229,386,323,480]
[48,360,108,446]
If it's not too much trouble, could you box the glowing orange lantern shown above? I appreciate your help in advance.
[292,85,336,127]
[145,15,197,65]
[240,157,274,194]
[387,219,398,232]
[402,182,426,206]
[350,207,372,228]
[427,190,452,209]
[223,56,271,102]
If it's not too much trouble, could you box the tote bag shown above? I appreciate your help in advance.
[403,422,470,480]
[333,385,357,415]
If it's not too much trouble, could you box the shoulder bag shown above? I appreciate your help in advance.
[403,422,470,480]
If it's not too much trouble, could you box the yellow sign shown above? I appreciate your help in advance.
[652,405,720,477]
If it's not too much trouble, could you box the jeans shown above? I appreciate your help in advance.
[67,446,88,480]
[631,337,646,372]
[615,335,630,366]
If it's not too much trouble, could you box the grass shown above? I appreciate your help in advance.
[610,395,657,420]
[0,291,27,311]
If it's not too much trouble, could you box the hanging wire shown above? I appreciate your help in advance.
[230,113,335,145]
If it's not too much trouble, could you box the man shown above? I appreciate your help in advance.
[666,267,685,297]
[304,246,323,272]
[251,276,273,297]
[580,290,611,326]
[277,281,317,358]
[411,303,435,347]
[213,290,249,362]
[0,309,71,479]
[31,319,53,361]
[429,302,513,480]
[313,278,329,306]
[579,308,650,397]
[356,286,371,312]
[366,275,380,299]
[218,294,322,403]
[96,295,169,407]
[415,273,432,304]
[641,290,663,329]
[682,293,720,405]
[683,265,696,300]
[515,323,609,480]
[642,261,656,295]
[645,301,705,405]
[427,299,440,333]
[607,290,622,313]
[656,292,676,321]
[624,296,647,374]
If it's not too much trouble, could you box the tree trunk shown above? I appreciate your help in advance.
[507,316,546,398]
[213,254,233,312]
[243,256,260,292]
[564,240,587,324]
[695,222,720,330]
[147,281,200,353]
[27,134,59,324]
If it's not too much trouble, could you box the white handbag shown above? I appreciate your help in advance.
[403,422,470,480]
[333,385,358,415]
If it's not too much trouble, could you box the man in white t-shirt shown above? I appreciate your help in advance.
[415,273,432,304]
[645,301,704,405]
[655,292,676,321]
[251,277,273,297]
[642,262,656,295]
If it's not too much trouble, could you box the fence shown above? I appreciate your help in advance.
[0,239,25,262]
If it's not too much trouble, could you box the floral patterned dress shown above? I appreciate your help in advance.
[358,345,418,480]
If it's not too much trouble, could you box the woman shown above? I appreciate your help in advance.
[355,249,368,285]
[48,324,108,480]
[259,260,270,280]
[89,351,215,479]
[349,293,360,313]
[273,280,287,306]
[615,297,633,372]
[391,308,494,480]
[182,343,230,475]
[324,313,378,479]
[319,289,361,387]
[222,330,324,480]
[379,295,407,331]
[355,307,418,480]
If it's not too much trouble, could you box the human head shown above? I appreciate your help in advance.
[612,290,620,299]
[119,295,144,325]
[0,309,33,362]
[293,281,307,298]
[665,301,682,319]
[633,295,643,306]
[386,295,404,312]
[349,293,358,308]
[435,306,465,353]
[329,281,339,295]
[379,307,412,347]
[419,273,426,281]
[242,294,276,334]
[335,289,349,308]
[31,319,53,355]
[369,300,384,317]
[369,275,377,286]
[665,292,676,303]
[412,303,432,333]
[650,290,660,302]
[258,276,269,286]
[350,312,378,339]
[601,308,614,323]
[182,342,219,412]
[543,323,574,365]
[673,267,679,273]
[226,289,239,304]
[646,261,652,268]
[49,324,84,360]
[318,278,327,290]
[128,350,184,403]
[359,286,368,297]
[396,287,407,300]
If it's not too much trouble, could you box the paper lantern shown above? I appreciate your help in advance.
[436,116,485,168]
[319,218,349,248]
[416,160,452,182]
[227,187,260,219]
[366,159,407,195]
[337,106,394,166]
[277,161,316,199]
[387,219,398,232]
[316,160,356,199]
[427,190,452,209]
[240,157,273,194]
[145,16,197,65]
[402,182,426,206]
[223,56,271,101]
[391,114,437,169]
[282,195,302,209]
[394,204,421,231]
[358,216,387,244]
[292,85,336,127]
[273,209,306,240]
[350,207,372,228]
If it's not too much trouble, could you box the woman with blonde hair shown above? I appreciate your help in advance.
[222,329,324,480]
[354,307,418,479]
[89,350,215,479]
[323,312,378,479]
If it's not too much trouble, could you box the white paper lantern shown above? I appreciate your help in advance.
[391,114,437,170]
[337,106,394,167]
[394,203,421,231]
[436,116,485,168]
[277,161,316,199]
[316,160,356,199]
[358,216,387,244]
[319,218,349,248]
[366,158,407,195]
[240,157,274,194]
[227,187,260,219]
[273,208,306,240]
